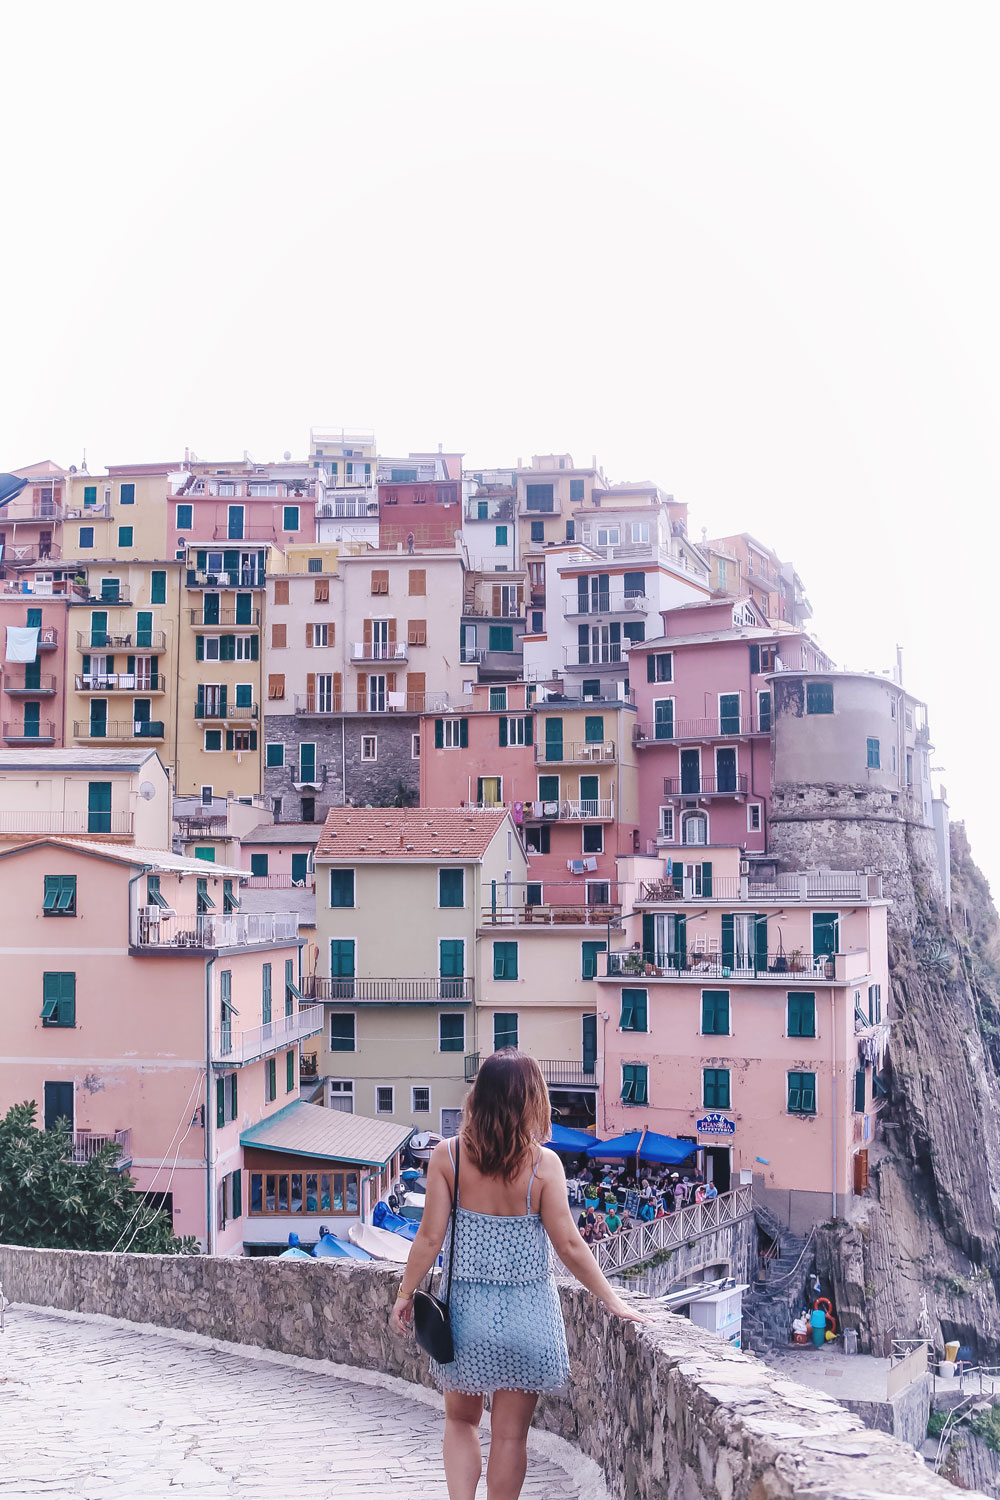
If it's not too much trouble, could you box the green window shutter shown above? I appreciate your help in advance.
[232,1169,242,1219]
[702,990,730,1036]
[524,715,533,745]
[330,940,356,979]
[262,963,272,1024]
[620,988,647,1030]
[286,1050,295,1092]
[498,716,508,747]
[749,644,761,674]
[646,654,655,681]
[42,972,75,1026]
[755,915,768,972]
[44,875,75,913]
[488,625,513,652]
[250,853,268,877]
[226,731,235,750]
[721,914,734,969]
[221,634,235,661]
[439,1014,464,1052]
[267,1057,276,1101]
[330,1014,355,1051]
[151,571,166,604]
[854,1069,866,1113]
[642,911,655,963]
[120,482,135,504]
[329,869,356,907]
[701,861,713,897]
[216,1078,226,1128]
[581,940,606,979]
[788,992,816,1038]
[788,1070,817,1113]
[584,715,604,743]
[195,635,204,661]
[439,869,463,907]
[493,942,518,980]
[459,718,468,748]
[83,485,97,505]
[230,1072,238,1118]
[676,913,687,968]
[434,718,444,749]
[285,959,295,1015]
[87,781,112,833]
[622,1064,649,1105]
[704,1068,730,1109]
[537,775,559,801]
[544,718,563,761]
[493,1012,518,1049]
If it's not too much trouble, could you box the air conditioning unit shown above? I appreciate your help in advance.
[138,905,161,921]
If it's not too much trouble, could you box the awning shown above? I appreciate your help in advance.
[545,1123,602,1153]
[586,1130,697,1166]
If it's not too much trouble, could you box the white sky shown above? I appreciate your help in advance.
[3,1,998,890]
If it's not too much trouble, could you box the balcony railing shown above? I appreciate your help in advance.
[460,647,485,664]
[606,950,843,981]
[481,902,621,927]
[189,608,261,627]
[211,524,280,541]
[4,497,63,521]
[212,1005,323,1067]
[70,1128,132,1169]
[660,774,749,797]
[303,976,474,1002]
[563,645,625,668]
[634,716,769,743]
[464,1054,598,1088]
[65,501,112,519]
[316,496,378,519]
[636,871,883,903]
[77,586,133,606]
[2,543,62,567]
[175,816,229,838]
[4,673,57,696]
[194,701,258,720]
[36,627,59,650]
[590,1185,754,1275]
[244,873,314,889]
[0,810,133,837]
[350,642,408,662]
[293,692,450,715]
[74,674,163,693]
[534,740,616,764]
[186,570,265,589]
[77,630,164,650]
[74,720,165,741]
[462,602,523,619]
[2,721,56,742]
[133,911,299,950]
[562,592,650,616]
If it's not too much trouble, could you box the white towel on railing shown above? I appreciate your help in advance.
[5,626,38,663]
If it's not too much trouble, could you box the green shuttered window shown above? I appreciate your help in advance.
[703,1068,730,1109]
[619,988,648,1031]
[621,1064,648,1104]
[41,972,76,1027]
[43,875,76,914]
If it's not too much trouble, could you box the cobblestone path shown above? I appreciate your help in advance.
[0,1307,598,1499]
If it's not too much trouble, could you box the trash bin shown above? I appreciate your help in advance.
[844,1328,859,1355]
[945,1341,961,1363]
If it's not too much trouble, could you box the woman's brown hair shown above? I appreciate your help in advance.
[461,1048,551,1181]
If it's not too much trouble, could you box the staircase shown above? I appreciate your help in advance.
[744,1214,816,1352]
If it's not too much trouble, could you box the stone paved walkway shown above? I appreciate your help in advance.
[0,1307,600,1499]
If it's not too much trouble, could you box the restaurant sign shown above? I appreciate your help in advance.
[696,1113,736,1137]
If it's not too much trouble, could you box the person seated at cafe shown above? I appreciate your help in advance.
[638,1199,656,1223]
[653,1202,666,1220]
[604,1207,622,1233]
[591,1213,609,1242]
[704,1180,719,1200]
[639,1177,654,1201]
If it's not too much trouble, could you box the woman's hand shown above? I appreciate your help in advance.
[390,1296,414,1337]
[603,1293,653,1324]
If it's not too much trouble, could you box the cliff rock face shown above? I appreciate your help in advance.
[770,790,1000,1358]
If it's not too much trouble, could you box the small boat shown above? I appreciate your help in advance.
[348,1222,411,1263]
[313,1233,372,1261]
[372,1201,420,1240]
[409,1131,442,1164]
[278,1246,313,1260]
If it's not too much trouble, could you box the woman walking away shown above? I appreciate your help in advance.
[391,1049,646,1500]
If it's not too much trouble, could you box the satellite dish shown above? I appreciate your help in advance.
[69,465,78,474]
[283,451,292,461]
[139,781,156,800]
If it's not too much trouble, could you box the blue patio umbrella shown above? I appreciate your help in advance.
[585,1130,696,1166]
[545,1123,603,1153]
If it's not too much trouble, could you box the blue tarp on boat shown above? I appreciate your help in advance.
[585,1130,696,1166]
[372,1201,420,1240]
[545,1123,602,1153]
[278,1246,313,1259]
[314,1233,372,1261]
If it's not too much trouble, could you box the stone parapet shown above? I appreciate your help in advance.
[0,1244,979,1499]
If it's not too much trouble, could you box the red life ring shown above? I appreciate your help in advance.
[813,1297,833,1317]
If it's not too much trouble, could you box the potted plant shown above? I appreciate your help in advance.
[788,949,805,973]
[623,950,647,976]
[824,955,836,979]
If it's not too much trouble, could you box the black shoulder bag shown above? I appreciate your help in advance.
[413,1140,459,1364]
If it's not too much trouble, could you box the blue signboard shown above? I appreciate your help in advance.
[696,1113,735,1137]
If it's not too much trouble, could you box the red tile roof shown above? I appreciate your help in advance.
[314,807,509,861]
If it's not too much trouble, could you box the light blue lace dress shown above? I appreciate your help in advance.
[430,1140,571,1396]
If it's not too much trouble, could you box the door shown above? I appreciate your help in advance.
[90,610,108,648]
[654,700,674,740]
[291,853,309,884]
[136,611,153,650]
[367,674,386,712]
[579,774,599,814]
[440,1108,463,1137]
[235,592,253,625]
[705,1146,731,1193]
[371,620,390,659]
[590,574,610,612]
[462,623,478,662]
[812,913,840,958]
[719,693,741,735]
[582,1014,597,1075]
[316,674,334,713]
[299,743,317,783]
[439,939,465,998]
[89,698,108,738]
[23,701,41,737]
[680,749,700,793]
[88,781,112,833]
[43,1081,74,1133]
[477,777,502,807]
[227,505,244,540]
[716,747,737,793]
[329,939,356,998]
[203,592,221,625]
[133,698,151,732]
[134,656,154,690]
[545,717,563,762]
[24,659,41,690]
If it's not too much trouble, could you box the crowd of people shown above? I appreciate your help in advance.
[567,1162,719,1244]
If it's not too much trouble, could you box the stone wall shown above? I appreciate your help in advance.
[608,1216,755,1299]
[0,1243,978,1499]
[263,711,420,819]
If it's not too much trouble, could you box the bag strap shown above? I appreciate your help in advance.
[443,1138,460,1308]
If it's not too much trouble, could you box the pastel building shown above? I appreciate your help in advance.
[377,452,464,553]
[0,747,171,845]
[1,596,69,749]
[307,807,527,1136]
[701,531,812,628]
[628,598,830,858]
[0,836,312,1253]
[597,847,889,1230]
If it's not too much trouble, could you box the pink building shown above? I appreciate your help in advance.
[1,597,69,749]
[629,597,830,859]
[598,848,888,1230]
[167,461,320,549]
[0,838,315,1253]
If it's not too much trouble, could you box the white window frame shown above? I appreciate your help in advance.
[411,1086,431,1114]
[329,1011,357,1053]
[203,636,221,661]
[312,621,329,648]
[283,504,300,531]
[360,734,378,761]
[442,718,462,748]
[201,785,214,804]
[438,1011,466,1053]
[411,733,420,759]
[681,808,709,845]
[581,823,604,855]
[715,743,739,784]
[747,803,762,832]
[659,806,675,840]
[585,879,612,905]
[234,636,255,661]
[327,1079,355,1112]
[536,773,560,800]
[505,716,528,746]
[204,730,223,752]
[375,1085,395,1115]
[630,521,650,544]
[595,525,620,547]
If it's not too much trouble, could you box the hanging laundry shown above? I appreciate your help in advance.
[583,856,598,872]
[5,626,39,663]
[512,801,524,824]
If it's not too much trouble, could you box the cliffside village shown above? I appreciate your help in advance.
[0,435,950,1263]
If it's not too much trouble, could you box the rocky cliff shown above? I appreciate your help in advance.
[770,790,1000,1359]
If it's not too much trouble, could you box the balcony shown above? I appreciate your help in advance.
[293,692,449,716]
[316,495,378,519]
[464,1054,597,1087]
[211,524,281,542]
[2,721,56,743]
[65,501,112,519]
[562,592,650,617]
[2,543,62,567]
[462,601,523,619]
[74,720,165,741]
[132,911,300,950]
[186,569,265,589]
[70,1128,132,1170]
[605,950,863,982]
[535,740,616,765]
[189,608,261,628]
[212,1005,324,1067]
[4,673,57,696]
[634,716,769,743]
[175,814,229,839]
[464,496,515,522]
[350,642,408,663]
[0,811,133,837]
[194,700,259,721]
[74,586,132,606]
[4,497,63,522]
[481,902,621,927]
[244,873,315,889]
[77,630,163,650]
[562,644,625,669]
[303,976,474,1002]
[36,627,59,651]
[660,774,749,798]
[460,646,484,664]
[74,674,164,693]
[636,871,883,904]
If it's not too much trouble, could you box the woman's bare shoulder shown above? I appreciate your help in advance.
[536,1146,566,1180]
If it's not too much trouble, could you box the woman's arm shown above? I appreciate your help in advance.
[538,1151,648,1323]
[390,1140,455,1333]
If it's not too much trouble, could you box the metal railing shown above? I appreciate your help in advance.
[465,1053,598,1086]
[534,740,616,764]
[36,627,59,649]
[65,501,112,519]
[293,691,450,715]
[589,1184,754,1274]
[562,593,650,615]
[244,873,314,888]
[607,951,839,980]
[2,721,56,741]
[2,543,63,566]
[462,601,524,619]
[464,497,515,522]
[3,673,57,695]
[74,720,165,740]
[77,630,164,650]
[189,608,261,627]
[213,1005,323,1065]
[194,701,258,720]
[133,911,299,949]
[303,975,473,1002]
[481,902,621,927]
[460,647,485,663]
[634,716,769,743]
[70,1128,132,1167]
[350,642,408,662]
[211,524,281,541]
[186,570,266,589]
[563,645,625,667]
[80,587,132,605]
[74,674,163,693]
[316,496,378,519]
[661,774,749,797]
[637,872,882,903]
[0,810,134,836]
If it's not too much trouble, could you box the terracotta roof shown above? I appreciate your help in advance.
[314,807,509,862]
